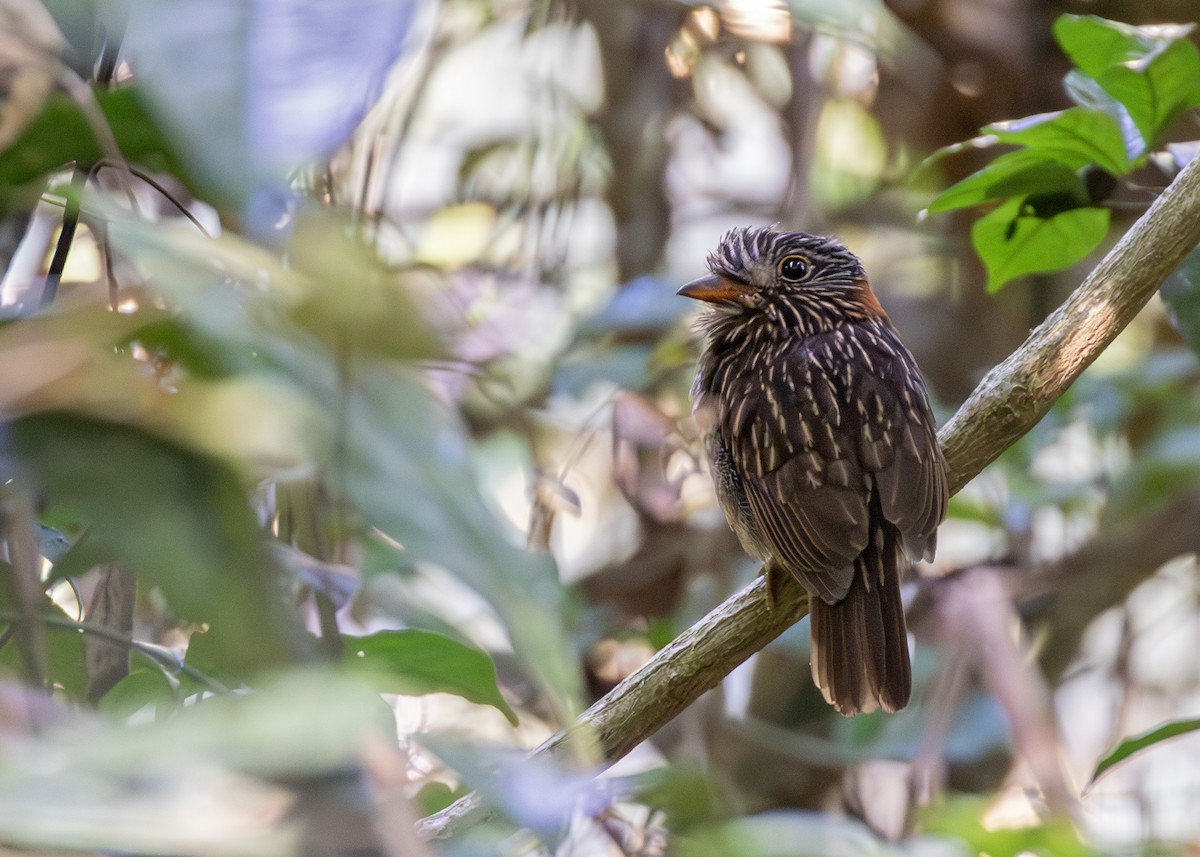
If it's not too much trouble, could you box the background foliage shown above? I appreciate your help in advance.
[0,0,1199,855]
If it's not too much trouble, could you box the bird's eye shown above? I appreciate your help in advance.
[778,255,809,282]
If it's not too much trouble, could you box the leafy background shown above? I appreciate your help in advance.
[0,0,1198,855]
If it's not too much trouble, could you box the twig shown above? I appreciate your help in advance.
[40,166,87,306]
[416,152,1200,839]
[0,609,230,695]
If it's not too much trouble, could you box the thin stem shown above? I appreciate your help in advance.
[41,166,88,306]
[0,610,231,695]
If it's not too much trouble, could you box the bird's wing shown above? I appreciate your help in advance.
[851,325,948,561]
[723,323,946,596]
[721,335,871,596]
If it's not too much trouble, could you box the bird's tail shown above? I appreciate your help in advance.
[808,520,911,716]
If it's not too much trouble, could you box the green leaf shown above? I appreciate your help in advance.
[99,667,178,721]
[971,196,1109,291]
[7,413,309,675]
[1091,718,1200,786]
[415,781,465,816]
[926,150,1087,215]
[114,668,393,780]
[1053,15,1200,146]
[120,317,254,379]
[921,795,1095,857]
[45,530,110,584]
[0,668,393,853]
[635,762,726,833]
[0,87,185,195]
[285,211,443,363]
[0,619,88,702]
[344,629,517,725]
[1062,70,1144,161]
[1099,39,1200,147]
[676,813,895,857]
[101,210,583,717]
[987,107,1130,174]
[0,562,88,700]
[343,368,583,721]
[106,209,440,370]
[1053,15,1190,79]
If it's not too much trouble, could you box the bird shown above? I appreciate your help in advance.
[678,226,947,715]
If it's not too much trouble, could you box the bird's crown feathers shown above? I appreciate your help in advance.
[706,226,864,286]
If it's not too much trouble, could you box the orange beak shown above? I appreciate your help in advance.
[676,273,754,303]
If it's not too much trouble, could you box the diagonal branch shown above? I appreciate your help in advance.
[417,152,1200,840]
[939,154,1200,495]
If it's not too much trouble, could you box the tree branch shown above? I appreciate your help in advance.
[417,152,1200,840]
[940,154,1200,494]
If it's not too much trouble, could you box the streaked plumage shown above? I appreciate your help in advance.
[679,227,947,715]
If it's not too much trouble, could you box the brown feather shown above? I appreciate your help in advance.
[683,227,945,715]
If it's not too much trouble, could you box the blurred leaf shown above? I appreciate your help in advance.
[99,666,177,721]
[946,493,1004,527]
[45,529,108,584]
[0,0,63,153]
[676,810,911,857]
[811,99,886,208]
[415,202,498,269]
[646,618,678,650]
[121,317,254,379]
[107,208,439,370]
[0,88,184,194]
[743,43,791,108]
[344,629,517,725]
[7,413,308,675]
[575,275,686,338]
[1091,717,1200,785]
[1161,244,1200,355]
[635,761,726,833]
[415,781,464,816]
[921,796,1093,857]
[177,629,244,695]
[971,196,1109,291]
[1053,15,1200,146]
[555,343,657,394]
[0,668,387,854]
[342,367,583,720]
[35,522,71,561]
[103,208,582,715]
[123,0,415,222]
[146,668,392,778]
[420,736,605,836]
[287,210,443,362]
[988,107,1130,175]
[926,151,1088,215]
[0,579,87,700]
[1120,424,1200,510]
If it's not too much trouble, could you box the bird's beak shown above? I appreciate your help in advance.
[676,273,754,303]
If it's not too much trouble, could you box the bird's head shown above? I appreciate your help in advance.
[678,227,886,334]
